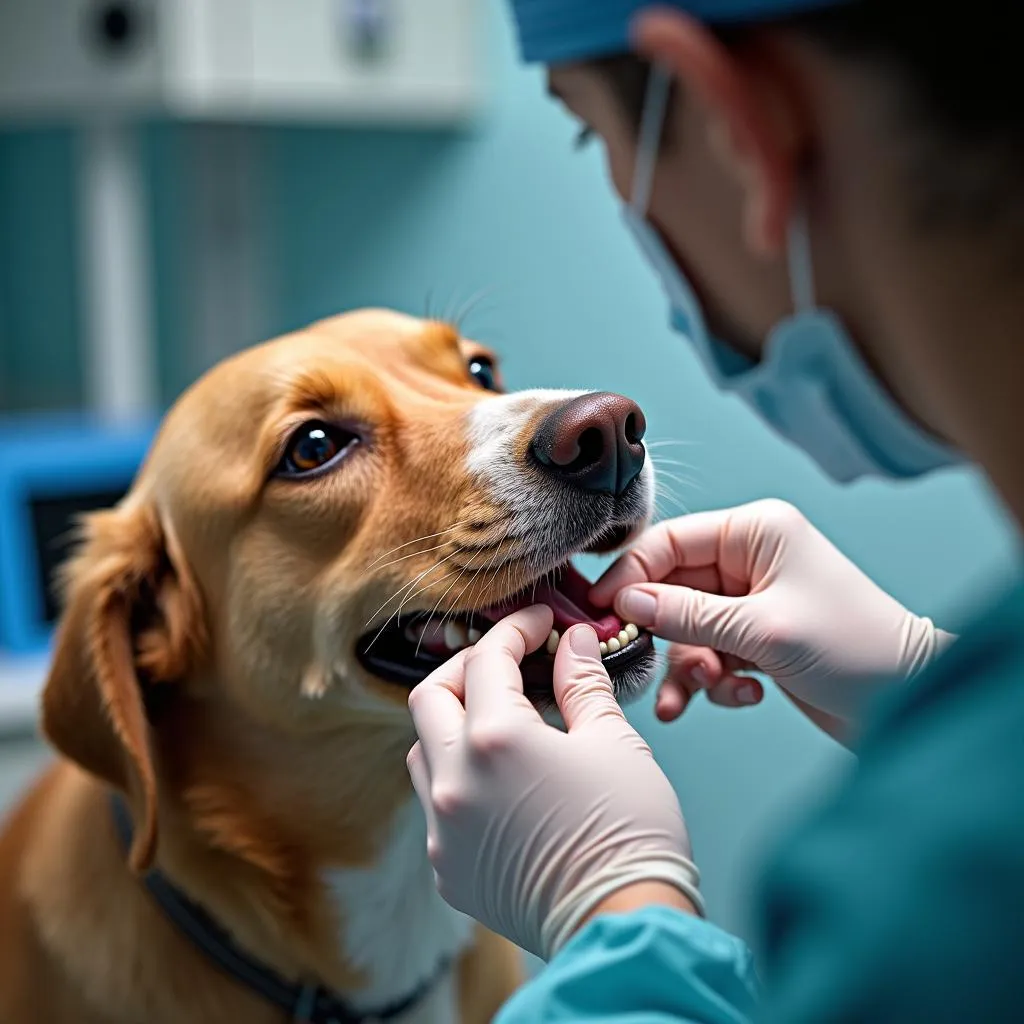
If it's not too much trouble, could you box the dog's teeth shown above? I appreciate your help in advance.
[598,641,609,657]
[444,622,469,651]
[467,627,482,644]
[624,623,639,641]
[617,629,630,646]
[546,629,560,655]
[606,637,621,654]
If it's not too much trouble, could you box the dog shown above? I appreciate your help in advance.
[0,309,658,1023]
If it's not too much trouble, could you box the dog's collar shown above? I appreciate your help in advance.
[110,794,452,1023]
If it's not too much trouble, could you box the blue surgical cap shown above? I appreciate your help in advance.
[509,0,848,64]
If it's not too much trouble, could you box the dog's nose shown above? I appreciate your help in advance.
[531,392,647,496]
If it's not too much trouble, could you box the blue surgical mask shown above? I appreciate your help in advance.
[622,67,960,483]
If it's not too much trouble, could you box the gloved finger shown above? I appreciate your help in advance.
[613,582,751,657]
[656,645,725,722]
[662,565,754,600]
[665,642,723,687]
[406,740,439,840]
[659,643,765,708]
[552,625,625,730]
[590,510,734,606]
[408,648,471,769]
[720,651,757,674]
[664,644,754,679]
[706,674,765,708]
[784,691,850,739]
[661,564,727,595]
[655,676,691,721]
[656,671,764,721]
[463,605,554,722]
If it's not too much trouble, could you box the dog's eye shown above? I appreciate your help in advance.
[277,422,359,477]
[468,356,498,391]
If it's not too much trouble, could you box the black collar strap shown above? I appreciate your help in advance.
[110,794,451,1023]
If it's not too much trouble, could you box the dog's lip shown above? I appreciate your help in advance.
[353,611,654,696]
[353,559,653,693]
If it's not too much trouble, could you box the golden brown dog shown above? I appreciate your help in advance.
[0,310,658,1023]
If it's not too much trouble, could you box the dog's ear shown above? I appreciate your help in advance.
[41,503,206,872]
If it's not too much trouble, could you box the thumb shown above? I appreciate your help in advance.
[617,584,750,656]
[553,625,627,730]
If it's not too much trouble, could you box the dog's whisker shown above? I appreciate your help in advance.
[442,532,510,628]
[363,523,466,571]
[361,553,460,631]
[442,557,495,628]
[372,541,452,572]
[655,475,690,494]
[439,287,464,328]
[656,479,701,499]
[652,466,700,488]
[653,485,694,507]
[653,481,699,506]
[650,457,701,474]
[395,569,465,631]
[444,572,486,627]
[372,534,512,660]
[436,530,512,630]
[485,525,520,606]
[651,456,700,468]
[452,286,495,335]
[395,554,468,623]
[654,473,689,500]
[413,570,469,659]
[655,496,690,517]
[654,479,691,506]
[653,498,684,522]
[400,567,463,613]
[646,438,700,449]
[362,565,462,655]
[651,457,700,477]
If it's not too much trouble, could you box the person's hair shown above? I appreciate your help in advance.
[588,1,1024,237]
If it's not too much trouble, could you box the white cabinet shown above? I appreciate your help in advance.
[0,0,481,123]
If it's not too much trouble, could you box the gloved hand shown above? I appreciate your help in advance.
[406,605,702,961]
[591,499,955,726]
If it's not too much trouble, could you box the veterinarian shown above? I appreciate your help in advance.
[406,1,1024,1019]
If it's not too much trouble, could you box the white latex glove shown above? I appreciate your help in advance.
[592,499,955,729]
[406,605,702,961]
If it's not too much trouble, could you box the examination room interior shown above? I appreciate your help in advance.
[0,0,1018,958]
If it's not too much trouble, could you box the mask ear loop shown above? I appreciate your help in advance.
[787,194,816,314]
[631,64,673,215]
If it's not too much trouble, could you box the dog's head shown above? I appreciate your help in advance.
[41,310,657,871]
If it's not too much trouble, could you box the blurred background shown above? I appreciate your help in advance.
[0,0,1018,950]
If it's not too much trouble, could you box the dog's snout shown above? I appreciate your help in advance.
[531,392,646,496]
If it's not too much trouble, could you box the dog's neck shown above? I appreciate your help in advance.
[146,694,472,1012]
[321,796,473,1016]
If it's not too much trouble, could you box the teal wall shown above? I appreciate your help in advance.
[0,127,83,410]
[0,10,1018,941]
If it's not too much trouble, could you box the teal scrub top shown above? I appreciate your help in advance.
[497,574,1024,1023]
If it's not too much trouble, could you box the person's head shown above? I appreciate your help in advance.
[508,1,1024,511]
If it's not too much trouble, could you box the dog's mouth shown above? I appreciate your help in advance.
[355,545,655,708]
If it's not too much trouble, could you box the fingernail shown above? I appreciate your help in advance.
[569,624,600,656]
[736,683,759,705]
[692,667,710,688]
[619,588,656,625]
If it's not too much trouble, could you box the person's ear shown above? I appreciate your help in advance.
[632,7,805,256]
[40,502,206,871]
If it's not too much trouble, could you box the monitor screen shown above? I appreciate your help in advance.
[28,488,130,624]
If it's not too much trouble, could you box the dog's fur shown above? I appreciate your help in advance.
[0,310,653,1023]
